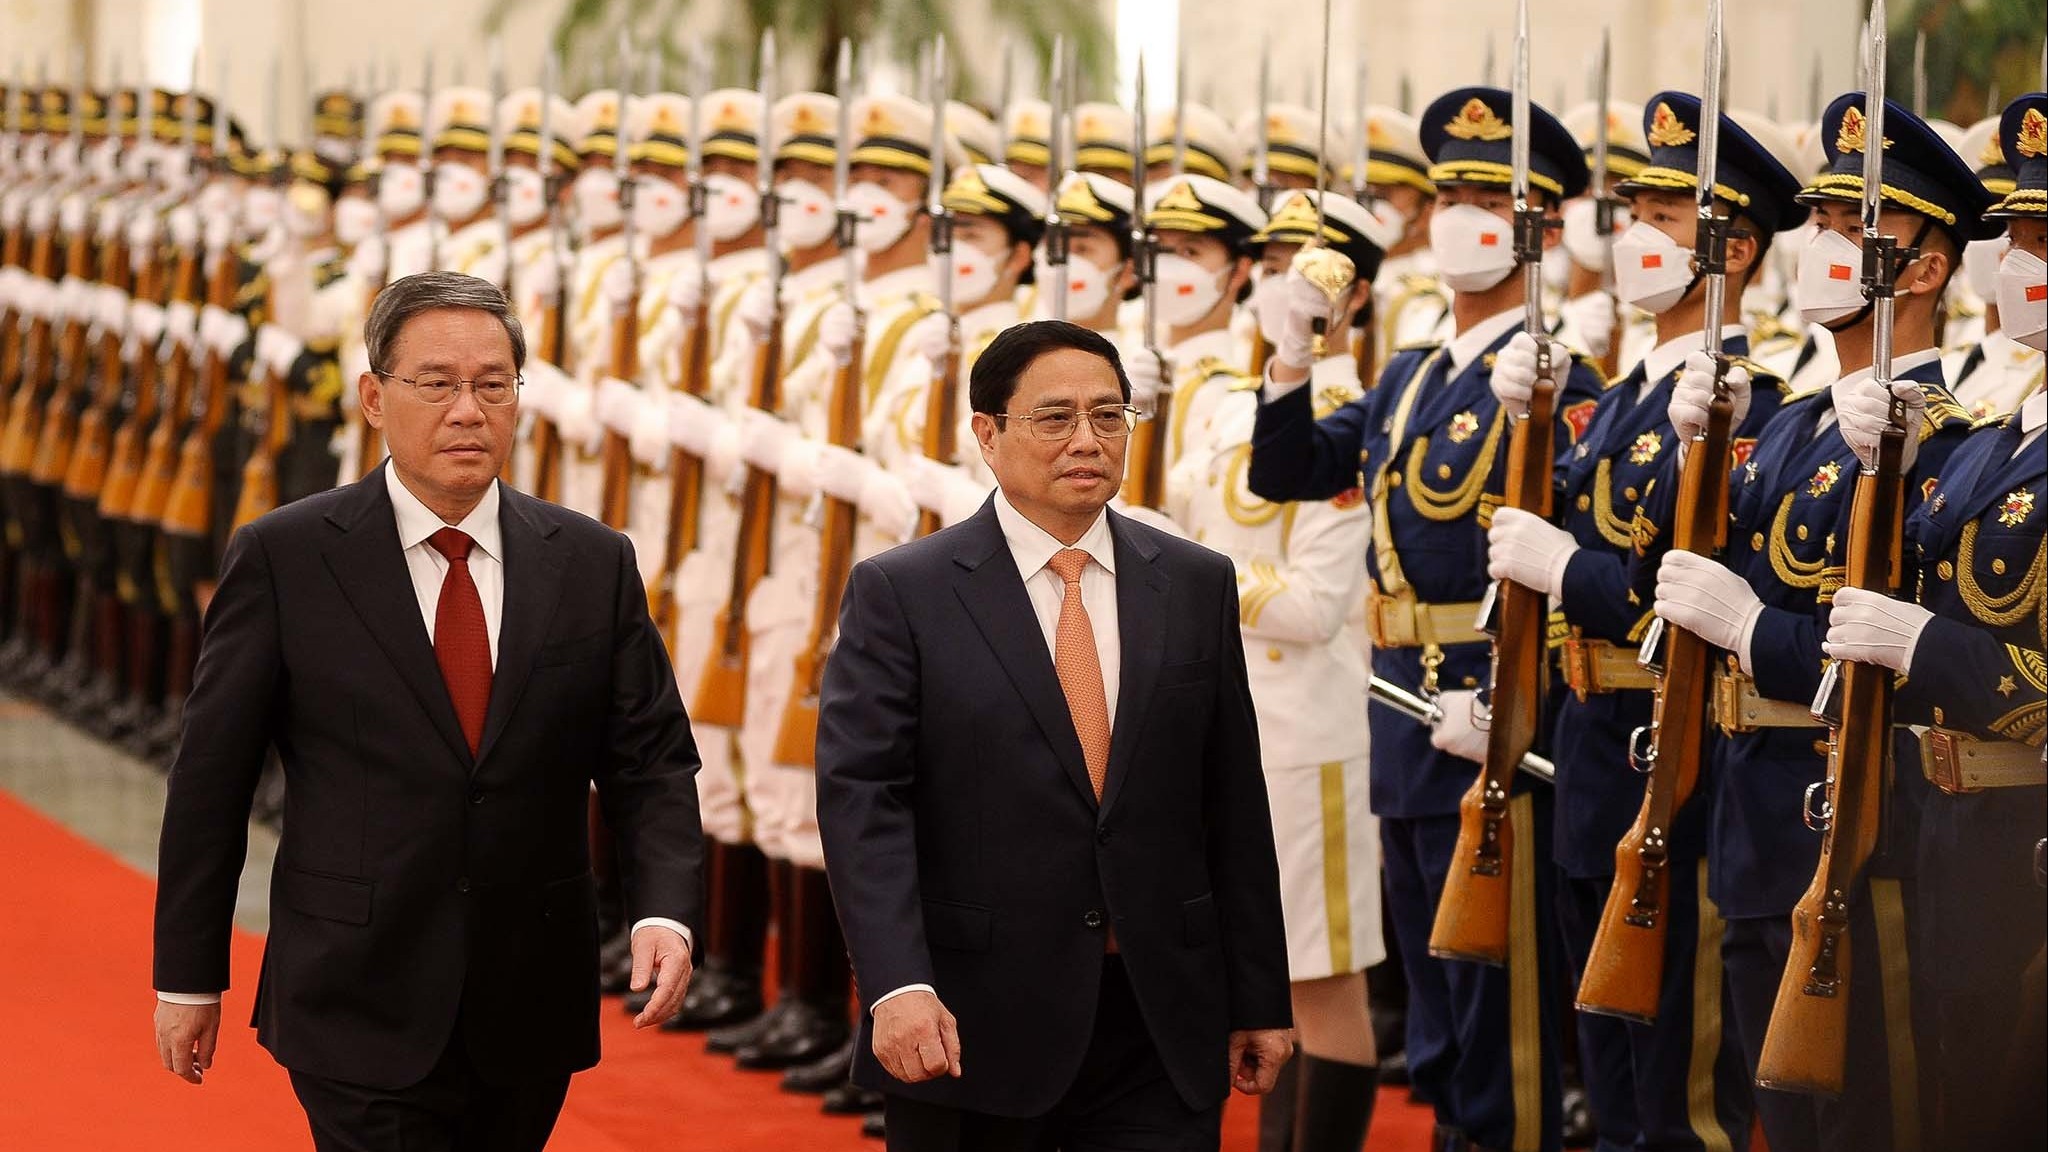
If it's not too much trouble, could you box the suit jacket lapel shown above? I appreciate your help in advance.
[473,486,567,770]
[951,502,1098,807]
[320,466,472,766]
[1099,511,1167,819]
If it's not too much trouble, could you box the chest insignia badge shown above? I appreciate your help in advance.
[1999,488,2034,528]
[1447,410,1481,443]
[1808,460,1842,497]
[1629,430,1663,465]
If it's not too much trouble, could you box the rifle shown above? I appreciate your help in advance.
[1589,29,1622,381]
[772,32,864,768]
[358,55,432,479]
[1119,54,1171,511]
[1042,38,1070,321]
[596,34,639,532]
[693,30,781,730]
[650,42,718,635]
[1348,59,1378,389]
[1757,11,1908,1094]
[27,92,98,496]
[1248,39,1275,378]
[231,62,290,532]
[63,77,142,514]
[1429,0,1554,966]
[0,69,65,479]
[0,68,29,393]
[1577,2,1729,1020]
[528,50,567,503]
[915,45,960,542]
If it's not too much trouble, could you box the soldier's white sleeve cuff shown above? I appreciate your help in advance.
[629,918,695,953]
[870,984,936,1015]
[1261,361,1313,402]
[156,990,223,1005]
[1734,605,1762,677]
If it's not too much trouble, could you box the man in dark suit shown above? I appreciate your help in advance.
[150,272,705,1152]
[816,319,1295,1150]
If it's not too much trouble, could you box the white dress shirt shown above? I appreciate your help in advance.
[871,490,1125,1015]
[157,469,686,1006]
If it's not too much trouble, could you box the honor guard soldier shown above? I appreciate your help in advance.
[1352,107,1453,359]
[1249,85,1609,1152]
[1144,102,1244,186]
[689,87,775,409]
[1122,173,1264,511]
[1820,91,2045,1152]
[1642,91,1995,1152]
[368,90,432,282]
[488,86,576,343]
[555,85,628,519]
[1556,100,1652,374]
[249,142,354,504]
[1944,112,2043,418]
[1754,120,1842,397]
[426,87,502,277]
[659,87,847,1049]
[944,101,1000,170]
[1002,98,1054,191]
[1494,92,1809,1152]
[1173,186,1393,1151]
[1072,101,1137,186]
[1240,103,1338,195]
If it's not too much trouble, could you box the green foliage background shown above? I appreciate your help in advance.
[1892,0,2046,125]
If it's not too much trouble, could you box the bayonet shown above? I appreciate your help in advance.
[612,29,636,284]
[927,33,956,363]
[833,36,857,302]
[1912,29,1926,118]
[1484,30,1498,88]
[1172,52,1188,176]
[1350,59,1368,204]
[1809,52,1823,121]
[1253,37,1271,211]
[994,37,1013,161]
[1399,72,1412,116]
[487,35,509,290]
[1592,28,1617,301]
[1045,36,1069,320]
[753,31,778,286]
[1289,0,1354,349]
[1132,53,1161,368]
[418,52,436,267]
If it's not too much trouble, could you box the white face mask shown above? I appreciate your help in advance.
[1034,251,1117,320]
[777,179,838,250]
[1154,252,1230,329]
[21,137,47,177]
[1796,227,1869,326]
[197,179,238,220]
[378,163,425,219]
[1995,246,2047,352]
[1777,219,1820,309]
[505,166,547,228]
[847,180,916,253]
[1430,203,1518,293]
[703,173,761,242]
[632,173,689,240]
[1561,196,1630,273]
[334,196,377,246]
[120,142,156,184]
[1252,269,1291,346]
[283,185,331,239]
[1962,237,2005,302]
[88,138,120,184]
[432,162,488,222]
[1612,222,1697,315]
[939,236,1006,307]
[573,168,622,238]
[1368,198,1410,250]
[240,185,282,237]
[1541,243,1572,292]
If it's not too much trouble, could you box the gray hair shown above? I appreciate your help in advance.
[363,271,527,374]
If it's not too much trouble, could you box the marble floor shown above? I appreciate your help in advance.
[0,691,277,933]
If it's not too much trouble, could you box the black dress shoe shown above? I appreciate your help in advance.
[1377,1048,1410,1086]
[781,1034,855,1094]
[860,1110,886,1139]
[662,965,764,1032]
[707,999,790,1054]
[598,932,636,997]
[734,999,850,1070]
[822,1082,883,1116]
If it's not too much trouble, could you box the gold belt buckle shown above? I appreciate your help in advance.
[1923,728,1973,795]
[1561,638,1594,701]
[1712,669,1746,734]
[1367,589,1405,648]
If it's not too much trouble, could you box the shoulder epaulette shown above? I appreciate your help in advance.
[1729,356,1788,394]
[1191,354,1254,383]
[1969,411,2010,431]
[1920,384,1973,435]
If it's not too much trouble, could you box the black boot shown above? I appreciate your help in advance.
[735,865,849,1070]
[1290,1055,1378,1152]
[707,858,797,1054]
[782,1033,856,1094]
[821,1080,883,1115]
[1259,1054,1300,1152]
[664,841,769,1031]
[860,1110,886,1139]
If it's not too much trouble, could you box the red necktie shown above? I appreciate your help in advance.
[428,527,492,755]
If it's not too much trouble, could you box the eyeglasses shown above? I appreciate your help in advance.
[374,370,522,407]
[996,403,1141,442]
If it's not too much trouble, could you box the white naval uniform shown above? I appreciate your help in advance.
[1943,329,2045,419]
[556,232,629,518]
[1374,249,1452,354]
[1165,358,1384,980]
[437,216,504,278]
[504,226,566,495]
[1158,327,1253,514]
[674,255,845,847]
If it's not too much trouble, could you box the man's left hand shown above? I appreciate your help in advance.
[1227,1028,1296,1095]
[628,926,693,1028]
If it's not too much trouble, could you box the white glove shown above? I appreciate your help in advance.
[777,438,826,499]
[1274,269,1339,370]
[524,246,563,302]
[521,358,571,419]
[1126,347,1168,415]
[1487,507,1579,598]
[552,382,605,453]
[859,467,921,543]
[56,275,91,322]
[1558,290,1617,360]
[26,196,56,234]
[1833,375,1925,472]
[738,408,798,475]
[595,376,643,434]
[818,302,859,367]
[602,258,637,308]
[667,392,727,457]
[126,209,159,254]
[814,443,880,505]
[129,300,166,348]
[58,193,89,236]
[254,323,304,378]
[704,419,744,488]
[1668,351,1751,448]
[167,205,201,250]
[665,265,705,317]
[96,284,128,332]
[1823,586,1934,675]
[629,392,671,466]
[1491,331,1571,419]
[1429,690,1491,764]
[0,266,19,309]
[735,279,777,347]
[200,304,249,356]
[18,276,55,320]
[1654,549,1764,659]
[908,312,953,369]
[164,300,199,349]
[202,211,235,256]
[905,454,960,514]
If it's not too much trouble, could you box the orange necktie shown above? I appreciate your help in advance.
[1048,548,1111,800]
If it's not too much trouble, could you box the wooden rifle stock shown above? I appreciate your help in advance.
[63,228,135,504]
[0,211,27,390]
[772,320,864,768]
[651,291,714,635]
[528,292,568,502]
[1756,433,1906,1095]
[0,229,59,476]
[1429,362,1557,966]
[123,243,198,529]
[597,287,639,530]
[29,227,98,488]
[913,334,961,539]
[1119,360,1172,511]
[1576,374,1734,1021]
[693,307,783,728]
[160,243,240,540]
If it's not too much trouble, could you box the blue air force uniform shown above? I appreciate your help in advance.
[1250,87,1604,1152]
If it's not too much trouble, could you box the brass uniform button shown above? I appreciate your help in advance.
[1267,647,1283,662]
[1796,524,1809,541]
[1991,558,2007,575]
[1751,532,1765,551]
[1437,463,1453,480]
[1623,486,1638,502]
[1938,560,1955,580]
[1577,495,1591,511]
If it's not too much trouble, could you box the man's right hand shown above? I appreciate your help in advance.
[155,999,222,1085]
[871,989,962,1085]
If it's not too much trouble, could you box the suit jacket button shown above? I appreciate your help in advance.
[1083,910,1105,929]
[469,787,484,805]
[457,878,471,893]
[1096,827,1112,845]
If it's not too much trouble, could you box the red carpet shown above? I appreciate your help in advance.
[0,786,1435,1149]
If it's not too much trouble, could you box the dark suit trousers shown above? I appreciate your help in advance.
[287,1005,571,1152]
[882,957,1224,1152]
